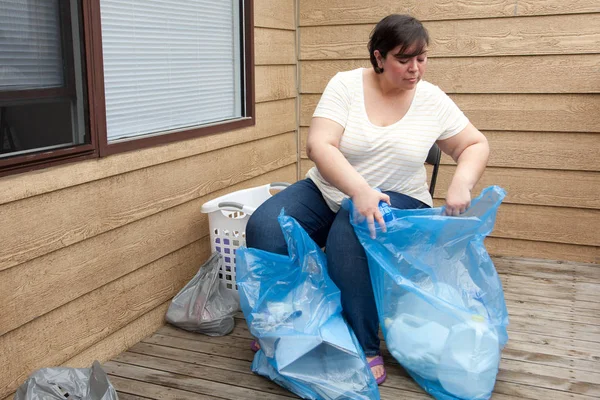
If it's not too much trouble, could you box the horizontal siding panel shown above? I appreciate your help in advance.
[452,94,600,132]
[431,166,600,209]
[515,1,600,17]
[429,55,600,94]
[431,200,600,246]
[255,65,296,102]
[300,60,368,93]
[300,0,600,26]
[301,93,600,132]
[255,0,295,30]
[300,24,368,60]
[303,128,600,172]
[0,133,297,272]
[436,131,600,171]
[255,28,295,65]
[0,98,296,205]
[301,55,600,94]
[470,131,600,171]
[0,164,295,336]
[486,237,599,264]
[300,14,600,59]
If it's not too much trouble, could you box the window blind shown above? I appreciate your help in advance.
[100,0,243,141]
[0,0,64,91]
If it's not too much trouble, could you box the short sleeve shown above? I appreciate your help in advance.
[436,89,469,141]
[312,72,351,128]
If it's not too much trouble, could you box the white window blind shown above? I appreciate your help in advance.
[0,0,64,91]
[100,0,243,141]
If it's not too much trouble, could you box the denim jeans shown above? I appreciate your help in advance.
[245,178,429,356]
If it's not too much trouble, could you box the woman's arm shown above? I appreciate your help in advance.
[436,122,489,216]
[307,117,389,237]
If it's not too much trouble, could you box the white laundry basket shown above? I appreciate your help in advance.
[200,182,290,302]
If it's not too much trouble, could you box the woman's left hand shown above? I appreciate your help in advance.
[445,182,471,216]
[436,122,489,216]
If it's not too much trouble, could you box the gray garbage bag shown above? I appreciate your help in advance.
[166,252,238,336]
[14,361,118,400]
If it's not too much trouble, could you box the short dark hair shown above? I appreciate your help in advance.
[368,14,429,74]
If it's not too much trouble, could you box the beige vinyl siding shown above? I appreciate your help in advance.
[0,0,298,397]
[301,57,600,94]
[299,0,600,25]
[300,14,600,59]
[299,1,599,263]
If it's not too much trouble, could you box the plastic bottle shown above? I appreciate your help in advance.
[385,290,456,379]
[385,314,449,380]
[378,200,394,223]
[375,188,394,223]
[437,320,500,398]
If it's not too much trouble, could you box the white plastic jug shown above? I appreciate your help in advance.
[386,286,493,384]
[437,320,500,398]
[386,289,459,379]
[395,288,459,327]
[385,314,449,380]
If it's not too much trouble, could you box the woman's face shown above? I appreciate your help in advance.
[376,43,428,90]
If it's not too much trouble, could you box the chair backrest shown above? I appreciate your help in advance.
[426,143,441,197]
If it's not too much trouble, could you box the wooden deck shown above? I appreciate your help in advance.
[103,257,600,400]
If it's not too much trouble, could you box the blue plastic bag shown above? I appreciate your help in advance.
[345,186,509,400]
[236,212,380,400]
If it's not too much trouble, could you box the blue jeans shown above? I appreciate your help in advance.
[245,179,429,356]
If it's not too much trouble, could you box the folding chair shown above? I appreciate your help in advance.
[426,143,442,197]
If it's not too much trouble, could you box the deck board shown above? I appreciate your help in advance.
[104,257,600,399]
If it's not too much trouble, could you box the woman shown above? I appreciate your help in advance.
[245,14,489,384]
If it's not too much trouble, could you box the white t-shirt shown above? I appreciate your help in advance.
[306,68,469,211]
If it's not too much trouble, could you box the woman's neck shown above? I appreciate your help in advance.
[369,69,410,98]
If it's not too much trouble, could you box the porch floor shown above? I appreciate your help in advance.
[103,257,600,400]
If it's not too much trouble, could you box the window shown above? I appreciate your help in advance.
[0,0,91,173]
[97,0,253,154]
[0,0,254,175]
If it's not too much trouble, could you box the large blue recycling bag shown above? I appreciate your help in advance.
[345,186,509,400]
[236,212,380,400]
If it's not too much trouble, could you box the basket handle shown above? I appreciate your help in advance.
[216,183,290,211]
[218,201,244,210]
[270,182,291,189]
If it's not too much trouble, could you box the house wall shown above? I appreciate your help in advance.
[0,0,297,398]
[298,0,600,263]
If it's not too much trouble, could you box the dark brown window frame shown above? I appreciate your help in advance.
[0,0,255,177]
[0,0,97,177]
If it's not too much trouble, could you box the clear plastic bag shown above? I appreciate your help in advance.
[346,186,510,400]
[166,252,238,336]
[14,361,118,400]
[236,212,380,400]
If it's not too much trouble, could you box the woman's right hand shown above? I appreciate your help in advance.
[351,188,391,239]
